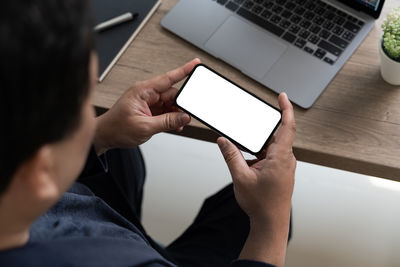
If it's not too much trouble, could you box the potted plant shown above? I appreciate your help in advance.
[380,7,400,85]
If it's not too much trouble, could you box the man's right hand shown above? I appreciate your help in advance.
[217,93,296,267]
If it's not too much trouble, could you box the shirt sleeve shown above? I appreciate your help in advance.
[79,145,109,177]
[230,259,277,267]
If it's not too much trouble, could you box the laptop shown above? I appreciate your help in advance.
[161,0,385,109]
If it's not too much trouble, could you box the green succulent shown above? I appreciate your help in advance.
[382,7,400,61]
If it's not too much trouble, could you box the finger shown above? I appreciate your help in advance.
[161,87,179,104]
[149,87,180,115]
[146,58,201,93]
[165,58,201,85]
[147,112,191,134]
[217,137,249,179]
[274,93,296,147]
[139,89,161,106]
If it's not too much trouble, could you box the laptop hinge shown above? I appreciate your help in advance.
[334,0,362,12]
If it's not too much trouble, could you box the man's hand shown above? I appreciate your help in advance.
[217,93,296,267]
[94,59,200,154]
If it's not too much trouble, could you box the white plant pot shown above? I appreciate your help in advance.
[380,41,400,85]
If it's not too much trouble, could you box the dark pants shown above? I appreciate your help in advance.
[78,148,291,267]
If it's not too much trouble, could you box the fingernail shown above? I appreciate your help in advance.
[179,114,190,125]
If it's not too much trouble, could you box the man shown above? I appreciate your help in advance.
[0,1,296,267]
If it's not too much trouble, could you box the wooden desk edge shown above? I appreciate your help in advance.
[176,124,398,181]
[95,106,399,181]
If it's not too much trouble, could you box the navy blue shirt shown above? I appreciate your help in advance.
[0,151,276,267]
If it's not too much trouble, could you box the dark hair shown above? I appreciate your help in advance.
[0,0,95,194]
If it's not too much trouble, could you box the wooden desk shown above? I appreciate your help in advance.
[94,0,400,181]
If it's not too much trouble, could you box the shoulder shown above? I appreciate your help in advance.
[0,237,175,267]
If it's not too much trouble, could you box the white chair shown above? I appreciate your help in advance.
[141,133,400,267]
[286,163,400,267]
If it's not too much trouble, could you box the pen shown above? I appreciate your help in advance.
[94,12,138,33]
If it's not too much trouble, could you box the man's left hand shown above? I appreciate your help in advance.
[94,58,200,154]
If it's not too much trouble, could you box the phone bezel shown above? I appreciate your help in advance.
[174,64,282,155]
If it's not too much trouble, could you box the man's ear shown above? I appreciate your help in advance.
[12,145,60,204]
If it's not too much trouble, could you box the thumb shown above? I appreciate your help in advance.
[148,112,191,134]
[217,137,248,179]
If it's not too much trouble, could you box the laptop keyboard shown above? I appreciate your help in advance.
[214,0,365,65]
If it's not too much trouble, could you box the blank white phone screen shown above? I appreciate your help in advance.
[176,65,281,153]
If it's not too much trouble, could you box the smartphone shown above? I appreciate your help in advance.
[175,64,282,155]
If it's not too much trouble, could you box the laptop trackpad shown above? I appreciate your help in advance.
[205,16,287,79]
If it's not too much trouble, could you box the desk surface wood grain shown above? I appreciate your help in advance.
[94,0,400,180]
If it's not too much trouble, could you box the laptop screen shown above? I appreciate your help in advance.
[355,0,381,11]
[339,0,385,18]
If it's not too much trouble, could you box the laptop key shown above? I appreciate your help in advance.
[283,32,296,43]
[323,12,335,21]
[343,31,355,41]
[313,16,325,25]
[281,10,292,19]
[243,0,254,9]
[280,19,291,29]
[290,15,302,24]
[319,29,330,39]
[308,34,320,45]
[226,1,240,11]
[347,14,358,23]
[309,25,321,34]
[272,5,283,14]
[300,19,312,29]
[333,16,346,26]
[314,48,326,59]
[323,57,335,65]
[332,25,344,35]
[270,15,282,24]
[343,21,360,33]
[237,8,285,36]
[329,34,348,49]
[285,2,296,10]
[323,21,334,31]
[289,24,301,34]
[294,38,307,48]
[261,10,272,19]
[314,6,325,15]
[252,5,263,14]
[233,0,245,4]
[318,39,342,57]
[294,6,306,15]
[304,11,315,21]
[304,2,316,11]
[304,46,314,54]
[217,0,229,5]
[299,29,310,39]
[263,1,273,9]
